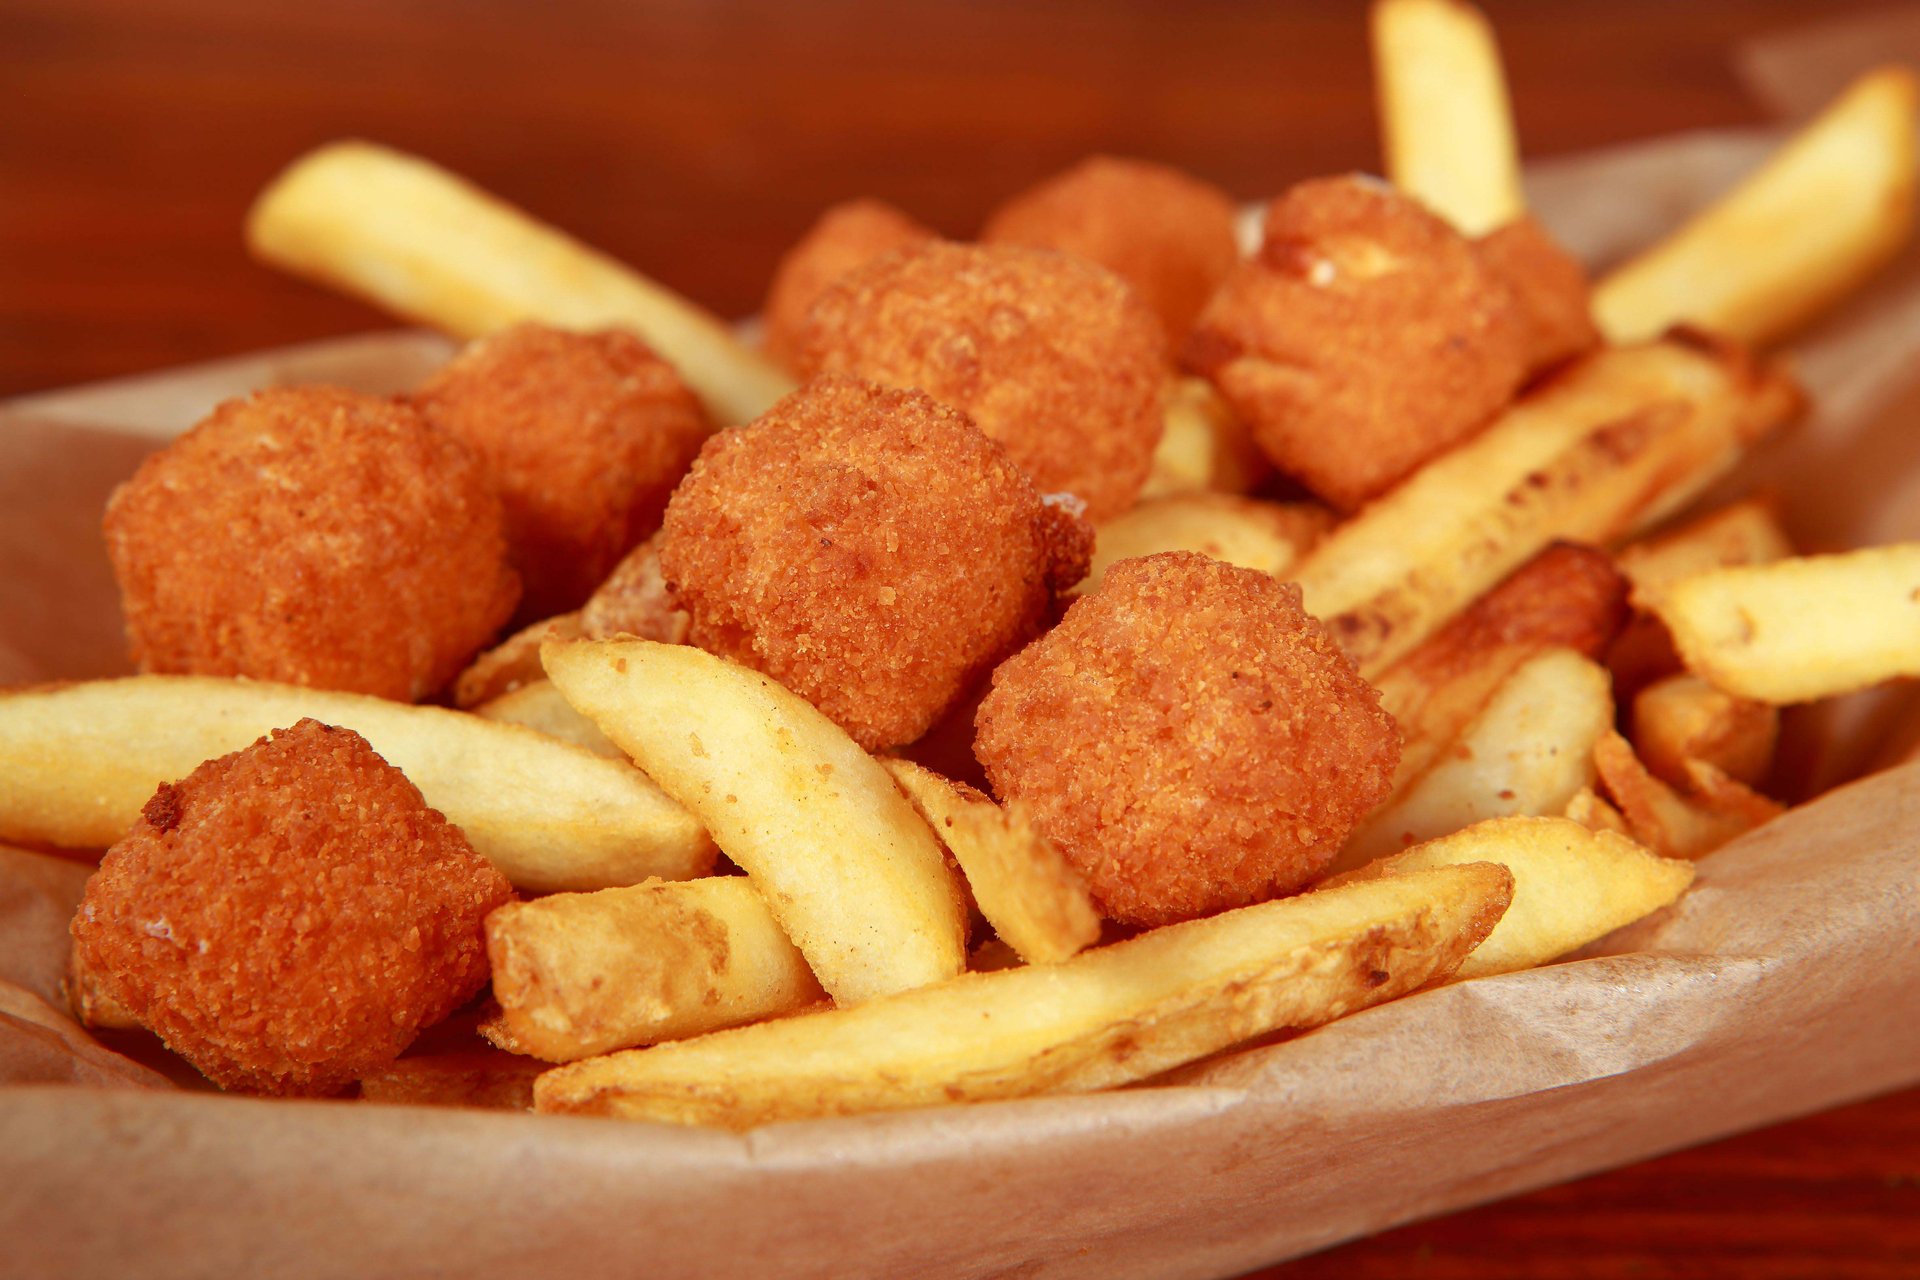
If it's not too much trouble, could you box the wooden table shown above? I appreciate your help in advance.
[3,1,1916,1274]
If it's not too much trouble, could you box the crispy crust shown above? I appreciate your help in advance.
[1476,215,1601,377]
[762,199,937,371]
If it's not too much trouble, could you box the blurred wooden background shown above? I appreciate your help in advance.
[3,1,1918,1275]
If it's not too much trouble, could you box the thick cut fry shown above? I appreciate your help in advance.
[1563,787,1631,837]
[881,759,1101,966]
[246,141,796,427]
[1078,494,1332,596]
[0,677,714,893]
[1594,68,1920,347]
[534,863,1512,1127]
[452,613,583,709]
[543,639,967,1004]
[1630,673,1778,787]
[1330,815,1693,980]
[482,877,824,1062]
[1292,337,1800,677]
[1371,0,1524,236]
[474,680,622,758]
[1593,731,1783,860]
[1339,649,1612,870]
[358,1051,543,1110]
[1644,544,1920,703]
[1140,377,1271,499]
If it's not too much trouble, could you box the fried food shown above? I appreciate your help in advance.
[1142,376,1271,498]
[412,325,710,620]
[975,552,1399,926]
[1185,175,1528,510]
[761,199,937,371]
[799,241,1166,520]
[103,386,519,703]
[68,720,512,1096]
[1630,673,1778,788]
[659,377,1092,750]
[1476,215,1600,375]
[1078,492,1333,597]
[981,154,1241,344]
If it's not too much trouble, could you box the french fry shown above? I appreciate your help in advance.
[543,639,968,1004]
[474,680,622,759]
[1339,649,1612,870]
[533,863,1513,1127]
[1078,494,1332,596]
[1292,336,1800,677]
[0,677,714,893]
[452,612,583,709]
[1329,815,1693,980]
[881,759,1101,966]
[1643,544,1920,703]
[1593,731,1783,860]
[357,1050,543,1111]
[481,877,824,1062]
[1140,377,1271,499]
[1563,787,1631,838]
[1630,673,1778,787]
[1593,67,1920,347]
[246,140,796,427]
[1371,0,1525,236]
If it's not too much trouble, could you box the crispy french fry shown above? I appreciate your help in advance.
[1330,815,1692,979]
[543,639,967,1004]
[357,1050,543,1111]
[1293,336,1800,677]
[1594,67,1920,347]
[1371,0,1525,236]
[481,877,824,1062]
[1339,648,1612,870]
[246,141,796,427]
[474,680,622,758]
[881,759,1101,965]
[533,862,1512,1127]
[1630,673,1778,787]
[1079,494,1332,596]
[1563,787,1631,837]
[1593,731,1783,860]
[452,612,583,709]
[1140,377,1271,499]
[1643,544,1920,703]
[0,677,714,893]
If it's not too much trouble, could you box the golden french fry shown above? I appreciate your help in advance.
[881,759,1101,966]
[1594,67,1920,347]
[1371,0,1524,236]
[474,679,622,758]
[533,863,1512,1127]
[0,677,714,893]
[1616,497,1794,593]
[1293,336,1800,677]
[1330,815,1692,979]
[543,639,967,1005]
[452,612,583,710]
[1644,544,1920,703]
[1140,377,1271,499]
[1630,673,1778,787]
[1593,731,1782,860]
[1079,493,1331,596]
[1563,786,1631,837]
[482,877,824,1062]
[357,1050,543,1111]
[1339,648,1612,870]
[246,141,796,427]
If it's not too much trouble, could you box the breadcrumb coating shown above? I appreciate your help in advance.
[103,386,519,702]
[1475,215,1601,377]
[412,325,711,620]
[975,552,1398,926]
[799,241,1166,521]
[1185,175,1527,511]
[660,377,1092,751]
[982,155,1241,345]
[69,720,512,1096]
[762,199,937,371]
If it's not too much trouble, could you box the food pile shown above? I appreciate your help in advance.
[7,0,1920,1128]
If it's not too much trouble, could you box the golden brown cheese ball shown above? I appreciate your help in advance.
[982,155,1241,346]
[69,720,513,1096]
[1185,175,1528,512]
[412,325,711,620]
[659,377,1092,751]
[1475,215,1601,376]
[975,551,1398,926]
[104,386,519,702]
[762,199,938,371]
[799,241,1166,522]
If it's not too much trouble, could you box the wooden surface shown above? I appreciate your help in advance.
[3,1,1917,1275]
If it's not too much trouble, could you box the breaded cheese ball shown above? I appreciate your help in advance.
[799,241,1166,522]
[762,199,937,371]
[982,155,1241,345]
[659,377,1093,751]
[412,324,711,620]
[975,552,1398,926]
[104,386,519,702]
[1475,215,1601,376]
[69,720,513,1096]
[1185,175,1527,512]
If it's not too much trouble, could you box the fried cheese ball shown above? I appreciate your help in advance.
[975,552,1398,926]
[104,386,519,702]
[659,377,1093,751]
[69,720,513,1096]
[1475,215,1601,376]
[1185,175,1528,512]
[412,324,711,620]
[799,241,1166,522]
[761,199,938,371]
[982,155,1241,345]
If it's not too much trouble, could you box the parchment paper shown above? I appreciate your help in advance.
[6,15,1920,1278]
